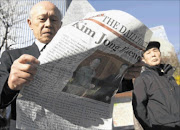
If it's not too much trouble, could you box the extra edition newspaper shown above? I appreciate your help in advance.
[16,10,152,129]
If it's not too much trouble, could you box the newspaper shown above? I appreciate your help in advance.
[16,10,152,129]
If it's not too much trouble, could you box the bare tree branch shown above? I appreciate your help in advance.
[0,0,28,53]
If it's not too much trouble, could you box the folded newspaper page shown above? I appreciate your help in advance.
[16,10,152,129]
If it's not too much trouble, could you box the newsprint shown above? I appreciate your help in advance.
[16,10,152,129]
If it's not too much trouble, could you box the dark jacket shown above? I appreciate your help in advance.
[132,64,180,130]
[0,43,40,120]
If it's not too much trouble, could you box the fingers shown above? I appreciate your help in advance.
[8,54,40,90]
[18,54,40,64]
[12,61,37,75]
[8,71,33,90]
[10,66,35,81]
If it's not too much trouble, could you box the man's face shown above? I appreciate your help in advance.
[28,4,61,43]
[142,47,161,66]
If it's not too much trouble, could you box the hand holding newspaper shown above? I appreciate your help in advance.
[16,10,152,129]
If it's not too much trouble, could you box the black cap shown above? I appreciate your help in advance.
[145,41,160,51]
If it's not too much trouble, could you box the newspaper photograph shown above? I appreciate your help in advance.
[16,10,152,129]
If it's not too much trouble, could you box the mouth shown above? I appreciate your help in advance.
[152,58,158,62]
[43,32,53,36]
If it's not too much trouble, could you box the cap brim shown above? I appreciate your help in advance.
[146,41,160,51]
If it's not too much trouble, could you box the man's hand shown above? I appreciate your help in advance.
[124,61,144,80]
[8,54,40,90]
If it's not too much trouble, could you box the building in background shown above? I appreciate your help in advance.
[150,26,169,42]
[150,25,175,57]
[0,0,72,55]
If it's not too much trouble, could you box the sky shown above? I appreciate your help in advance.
[88,0,180,54]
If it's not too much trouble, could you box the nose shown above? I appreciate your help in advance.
[151,51,156,57]
[45,18,51,28]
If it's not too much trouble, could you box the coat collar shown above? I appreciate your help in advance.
[24,43,40,59]
[144,64,175,76]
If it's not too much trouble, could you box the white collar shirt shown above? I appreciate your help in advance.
[35,39,48,53]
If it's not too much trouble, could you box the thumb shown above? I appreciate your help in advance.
[18,54,40,65]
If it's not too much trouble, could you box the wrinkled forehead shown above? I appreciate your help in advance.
[30,4,61,19]
[143,47,160,56]
[145,47,159,53]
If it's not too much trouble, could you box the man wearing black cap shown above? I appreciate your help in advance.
[132,41,180,130]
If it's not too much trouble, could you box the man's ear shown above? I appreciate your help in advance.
[27,19,33,30]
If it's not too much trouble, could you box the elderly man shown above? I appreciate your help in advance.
[132,41,180,130]
[0,0,62,125]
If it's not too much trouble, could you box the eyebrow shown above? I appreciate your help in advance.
[150,48,158,50]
